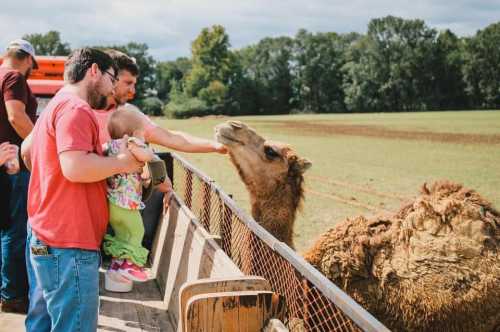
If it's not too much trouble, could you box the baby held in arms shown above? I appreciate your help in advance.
[102,106,170,286]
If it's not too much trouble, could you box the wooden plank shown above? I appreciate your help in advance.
[149,193,169,279]
[184,291,277,332]
[153,193,243,329]
[98,269,175,332]
[179,277,270,318]
[222,295,240,332]
[179,276,271,332]
[209,296,223,331]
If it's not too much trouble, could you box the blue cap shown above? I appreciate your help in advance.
[6,39,39,69]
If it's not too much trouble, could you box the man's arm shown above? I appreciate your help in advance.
[5,100,34,139]
[59,148,143,183]
[146,126,226,153]
[130,109,225,153]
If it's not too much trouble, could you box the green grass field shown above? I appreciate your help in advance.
[152,110,500,252]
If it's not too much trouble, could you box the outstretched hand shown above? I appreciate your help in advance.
[213,142,227,154]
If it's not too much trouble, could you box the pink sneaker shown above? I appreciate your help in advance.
[110,258,123,271]
[105,259,133,292]
[118,260,148,282]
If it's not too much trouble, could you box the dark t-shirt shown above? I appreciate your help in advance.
[0,68,38,171]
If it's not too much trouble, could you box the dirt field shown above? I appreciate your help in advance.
[253,120,500,144]
[154,110,500,252]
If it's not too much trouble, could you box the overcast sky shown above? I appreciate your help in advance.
[1,0,498,61]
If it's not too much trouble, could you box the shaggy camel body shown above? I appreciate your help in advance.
[215,120,500,332]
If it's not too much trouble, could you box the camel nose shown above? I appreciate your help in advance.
[228,121,244,129]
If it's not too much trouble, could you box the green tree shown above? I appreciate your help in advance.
[432,30,468,109]
[139,97,164,116]
[164,80,209,118]
[293,30,351,113]
[23,31,71,56]
[342,36,381,112]
[155,57,191,101]
[463,22,500,108]
[238,37,295,114]
[225,51,260,115]
[343,16,439,112]
[184,25,236,107]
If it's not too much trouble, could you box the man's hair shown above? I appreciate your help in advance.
[107,105,144,139]
[4,48,30,62]
[105,49,139,76]
[64,48,117,84]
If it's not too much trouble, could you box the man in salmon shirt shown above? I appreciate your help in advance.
[21,48,143,332]
[94,50,227,249]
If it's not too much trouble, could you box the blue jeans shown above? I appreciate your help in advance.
[25,229,101,332]
[0,170,29,301]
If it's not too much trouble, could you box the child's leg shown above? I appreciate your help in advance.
[103,203,149,267]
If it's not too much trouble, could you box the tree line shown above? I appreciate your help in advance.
[24,16,500,117]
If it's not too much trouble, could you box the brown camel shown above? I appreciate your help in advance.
[215,120,311,249]
[215,120,500,332]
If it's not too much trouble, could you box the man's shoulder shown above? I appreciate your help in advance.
[43,93,97,131]
[0,68,26,85]
[50,92,92,115]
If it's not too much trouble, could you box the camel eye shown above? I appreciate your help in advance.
[264,146,280,160]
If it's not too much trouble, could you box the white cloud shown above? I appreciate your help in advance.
[1,0,498,61]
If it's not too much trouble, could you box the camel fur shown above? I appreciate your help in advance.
[305,181,500,331]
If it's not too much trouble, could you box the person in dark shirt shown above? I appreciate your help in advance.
[0,39,38,314]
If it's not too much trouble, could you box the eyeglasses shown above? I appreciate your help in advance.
[102,69,117,84]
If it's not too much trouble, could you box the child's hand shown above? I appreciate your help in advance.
[117,136,144,173]
[127,137,155,163]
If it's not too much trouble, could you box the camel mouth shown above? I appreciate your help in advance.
[216,133,244,145]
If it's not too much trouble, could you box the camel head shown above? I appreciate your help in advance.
[215,120,312,247]
[215,120,311,191]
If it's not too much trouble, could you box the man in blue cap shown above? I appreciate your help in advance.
[0,39,38,313]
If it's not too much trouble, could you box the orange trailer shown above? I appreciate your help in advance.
[0,55,66,113]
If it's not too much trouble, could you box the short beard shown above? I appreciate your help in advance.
[88,81,108,110]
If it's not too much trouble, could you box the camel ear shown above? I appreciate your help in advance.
[297,158,312,173]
